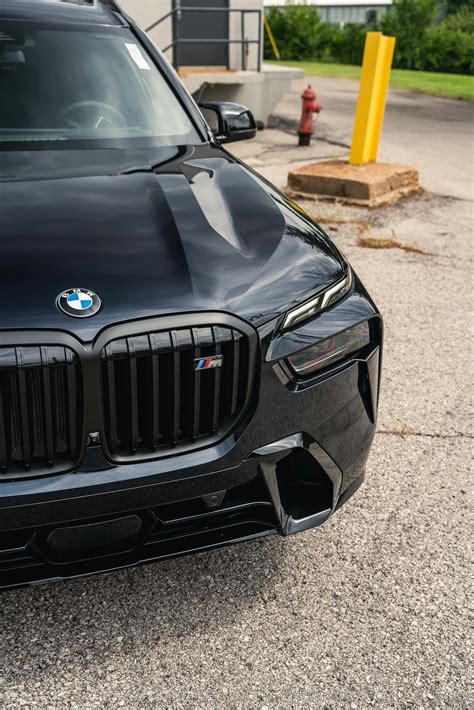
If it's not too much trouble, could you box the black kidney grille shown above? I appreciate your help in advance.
[101,326,251,460]
[0,346,82,477]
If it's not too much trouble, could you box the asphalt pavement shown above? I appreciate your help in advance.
[1,81,472,708]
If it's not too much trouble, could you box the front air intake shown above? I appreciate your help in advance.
[100,325,253,462]
[0,346,83,478]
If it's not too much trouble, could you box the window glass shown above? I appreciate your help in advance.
[0,23,201,147]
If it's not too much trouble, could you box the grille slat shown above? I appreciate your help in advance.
[231,331,240,416]
[0,346,82,477]
[101,325,252,462]
[211,327,221,432]
[31,367,44,460]
[66,350,78,458]
[53,359,67,454]
[170,331,181,445]
[0,386,7,471]
[149,334,161,450]
[191,328,201,439]
[41,348,55,465]
[15,351,32,469]
[9,368,22,462]
[105,345,119,452]
[127,338,139,454]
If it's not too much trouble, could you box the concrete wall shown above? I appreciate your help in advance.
[120,0,263,71]
[228,0,263,71]
[189,64,303,125]
[120,0,173,56]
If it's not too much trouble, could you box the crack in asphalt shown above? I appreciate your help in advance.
[376,428,473,441]
[269,115,351,149]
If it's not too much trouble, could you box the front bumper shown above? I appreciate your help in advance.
[0,276,381,590]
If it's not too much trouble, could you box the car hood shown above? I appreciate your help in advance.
[0,144,344,340]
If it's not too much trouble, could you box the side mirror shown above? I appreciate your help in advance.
[199,101,257,144]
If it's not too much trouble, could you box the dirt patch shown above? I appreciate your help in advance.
[317,218,371,228]
[357,236,427,255]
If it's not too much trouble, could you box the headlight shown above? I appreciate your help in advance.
[282,269,353,331]
[287,321,370,376]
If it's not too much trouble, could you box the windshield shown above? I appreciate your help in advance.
[0,22,201,148]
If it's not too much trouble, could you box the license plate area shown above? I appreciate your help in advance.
[40,515,144,564]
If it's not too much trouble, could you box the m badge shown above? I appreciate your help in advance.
[194,355,223,371]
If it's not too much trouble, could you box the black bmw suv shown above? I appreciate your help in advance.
[0,0,382,590]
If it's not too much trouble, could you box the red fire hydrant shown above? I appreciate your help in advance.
[298,85,322,146]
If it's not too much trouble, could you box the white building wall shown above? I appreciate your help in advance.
[263,1,392,25]
[317,4,391,23]
[264,0,391,6]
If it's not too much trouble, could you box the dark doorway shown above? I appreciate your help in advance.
[173,0,230,68]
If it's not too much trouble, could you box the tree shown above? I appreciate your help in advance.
[443,5,474,31]
[443,0,474,15]
[264,6,321,61]
[382,0,440,69]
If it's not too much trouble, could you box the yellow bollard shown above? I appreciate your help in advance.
[350,31,396,165]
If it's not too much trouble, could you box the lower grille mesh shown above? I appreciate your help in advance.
[0,346,82,477]
[101,326,251,461]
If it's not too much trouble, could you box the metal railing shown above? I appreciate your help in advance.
[146,4,262,73]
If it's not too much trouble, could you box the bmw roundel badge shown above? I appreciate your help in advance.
[56,288,102,318]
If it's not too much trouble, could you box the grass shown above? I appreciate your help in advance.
[267,60,474,101]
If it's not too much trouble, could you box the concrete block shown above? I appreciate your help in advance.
[188,65,304,126]
[287,160,421,207]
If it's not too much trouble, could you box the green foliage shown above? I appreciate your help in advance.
[263,0,474,75]
[331,24,368,65]
[382,0,440,69]
[443,6,474,31]
[264,8,370,64]
[444,0,474,15]
[421,26,474,72]
[309,21,341,63]
[263,6,321,61]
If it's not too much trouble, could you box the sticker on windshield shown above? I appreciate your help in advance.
[125,43,151,71]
